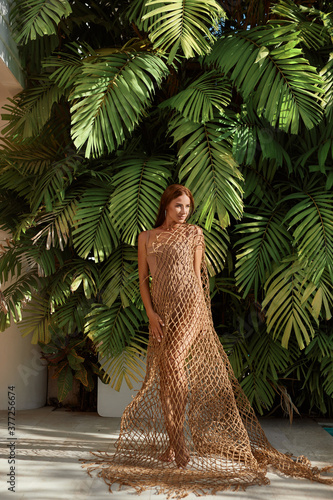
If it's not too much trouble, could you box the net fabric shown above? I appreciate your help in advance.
[82,224,333,498]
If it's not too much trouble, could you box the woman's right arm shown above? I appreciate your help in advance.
[138,232,164,342]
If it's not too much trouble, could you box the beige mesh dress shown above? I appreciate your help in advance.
[83,224,332,498]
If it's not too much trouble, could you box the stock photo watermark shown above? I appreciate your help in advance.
[7,386,16,493]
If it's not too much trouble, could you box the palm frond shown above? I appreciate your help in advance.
[202,223,229,276]
[126,0,164,33]
[101,337,147,391]
[32,189,82,250]
[72,184,119,262]
[283,187,333,284]
[0,272,39,328]
[241,157,279,207]
[84,302,145,359]
[70,50,170,157]
[110,155,172,245]
[262,256,316,349]
[322,355,333,397]
[270,0,331,50]
[320,55,333,119]
[169,113,243,229]
[1,79,66,139]
[207,24,324,133]
[52,259,100,301]
[30,154,80,212]
[227,104,291,169]
[143,0,225,62]
[22,241,64,277]
[301,268,333,322]
[160,71,232,123]
[101,244,139,308]
[52,292,90,334]
[11,0,72,44]
[235,209,292,299]
[0,240,23,283]
[18,295,51,344]
[0,135,59,182]
[44,45,84,90]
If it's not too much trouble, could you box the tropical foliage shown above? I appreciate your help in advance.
[0,0,332,416]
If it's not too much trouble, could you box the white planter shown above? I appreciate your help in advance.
[98,358,146,417]
[0,230,47,410]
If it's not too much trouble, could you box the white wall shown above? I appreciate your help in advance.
[0,231,47,410]
[0,0,24,133]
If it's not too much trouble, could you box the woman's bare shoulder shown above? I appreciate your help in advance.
[188,224,203,235]
[138,231,149,245]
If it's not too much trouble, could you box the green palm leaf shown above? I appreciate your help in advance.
[11,0,72,44]
[248,329,290,382]
[202,223,229,276]
[52,292,90,334]
[126,0,164,32]
[262,256,316,349]
[322,356,333,397]
[84,301,145,359]
[18,295,52,344]
[305,269,333,322]
[72,185,119,262]
[110,155,172,245]
[101,244,139,308]
[101,339,147,391]
[1,79,66,138]
[226,104,292,169]
[0,135,60,180]
[241,157,279,207]
[207,24,324,134]
[22,241,64,278]
[235,209,292,299]
[70,51,169,157]
[283,187,333,284]
[143,0,225,63]
[0,272,39,328]
[32,189,82,251]
[321,57,333,119]
[170,113,243,229]
[45,45,84,90]
[160,71,232,123]
[270,0,331,50]
[69,260,100,300]
[30,155,80,212]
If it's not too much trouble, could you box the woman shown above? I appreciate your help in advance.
[83,185,332,498]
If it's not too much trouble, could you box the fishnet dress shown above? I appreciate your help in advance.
[83,224,332,498]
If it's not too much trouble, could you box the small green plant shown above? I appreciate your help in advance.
[39,326,106,403]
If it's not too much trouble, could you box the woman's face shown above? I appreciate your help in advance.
[166,194,191,224]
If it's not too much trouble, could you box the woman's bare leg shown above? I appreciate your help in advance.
[159,333,194,467]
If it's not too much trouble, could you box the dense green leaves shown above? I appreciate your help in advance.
[110,156,172,245]
[1,0,333,413]
[207,25,324,134]
[143,0,225,62]
[72,185,119,262]
[235,210,291,299]
[12,0,72,44]
[160,71,232,123]
[70,50,170,157]
[283,187,333,284]
[170,114,243,229]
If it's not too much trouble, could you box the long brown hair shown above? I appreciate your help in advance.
[154,184,195,228]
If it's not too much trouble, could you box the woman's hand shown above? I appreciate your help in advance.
[148,311,164,342]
